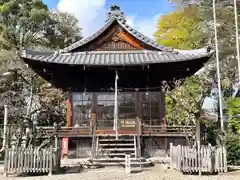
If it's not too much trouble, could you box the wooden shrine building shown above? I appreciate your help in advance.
[21,5,214,159]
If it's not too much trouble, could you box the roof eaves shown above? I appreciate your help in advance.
[22,49,213,66]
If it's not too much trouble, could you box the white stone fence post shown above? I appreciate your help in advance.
[125,153,131,174]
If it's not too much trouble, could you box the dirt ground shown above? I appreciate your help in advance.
[1,164,240,180]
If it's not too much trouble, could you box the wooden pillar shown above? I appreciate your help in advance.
[91,93,97,159]
[91,92,97,133]
[159,90,166,129]
[135,92,142,158]
[61,93,72,159]
[159,90,167,154]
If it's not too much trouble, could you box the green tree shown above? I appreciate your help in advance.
[0,0,82,148]
[154,5,207,49]
[227,97,240,133]
[170,0,240,84]
[154,5,213,125]
[164,75,212,126]
[0,0,49,50]
[168,0,240,159]
[0,0,82,50]
[44,11,82,49]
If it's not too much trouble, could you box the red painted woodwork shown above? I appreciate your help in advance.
[61,138,69,159]
[62,98,72,158]
[118,31,143,49]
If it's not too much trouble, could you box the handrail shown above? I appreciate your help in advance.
[143,125,195,128]
[34,122,195,136]
[35,125,195,133]
[36,126,90,130]
[142,124,195,134]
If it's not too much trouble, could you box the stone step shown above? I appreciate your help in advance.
[101,148,135,151]
[105,152,135,156]
[92,160,153,168]
[98,139,134,142]
[93,158,146,162]
[99,144,135,147]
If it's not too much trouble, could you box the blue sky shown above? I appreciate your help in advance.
[42,0,175,37]
[43,0,175,14]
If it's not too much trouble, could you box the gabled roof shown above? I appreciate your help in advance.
[59,5,174,53]
[21,48,214,66]
[20,5,214,66]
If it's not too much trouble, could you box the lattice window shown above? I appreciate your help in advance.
[72,92,92,127]
[141,92,160,125]
[96,92,115,129]
[96,92,136,129]
[118,92,135,120]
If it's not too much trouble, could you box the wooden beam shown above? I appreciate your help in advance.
[118,31,143,49]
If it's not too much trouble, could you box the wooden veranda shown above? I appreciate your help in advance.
[35,124,195,138]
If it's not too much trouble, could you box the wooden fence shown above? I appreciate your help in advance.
[4,147,60,176]
[169,143,227,174]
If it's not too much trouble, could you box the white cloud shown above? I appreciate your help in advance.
[126,14,161,39]
[57,0,107,37]
[57,0,161,39]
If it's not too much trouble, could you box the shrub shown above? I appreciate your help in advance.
[225,132,240,165]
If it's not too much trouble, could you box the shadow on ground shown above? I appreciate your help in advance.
[17,164,108,177]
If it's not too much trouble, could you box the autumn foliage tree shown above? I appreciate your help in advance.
[154,4,207,49]
[154,5,214,129]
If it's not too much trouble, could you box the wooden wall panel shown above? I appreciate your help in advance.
[83,24,145,51]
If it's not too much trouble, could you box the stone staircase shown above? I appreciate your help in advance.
[91,135,152,167]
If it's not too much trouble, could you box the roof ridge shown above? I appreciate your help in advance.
[22,47,214,58]
[60,50,160,55]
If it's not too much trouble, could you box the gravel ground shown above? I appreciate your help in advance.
[1,164,240,180]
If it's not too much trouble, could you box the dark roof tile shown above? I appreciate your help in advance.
[21,49,214,66]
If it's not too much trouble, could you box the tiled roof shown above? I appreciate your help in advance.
[60,5,174,53]
[21,48,214,66]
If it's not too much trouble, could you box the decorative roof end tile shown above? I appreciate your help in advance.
[207,46,212,53]
[106,4,126,23]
